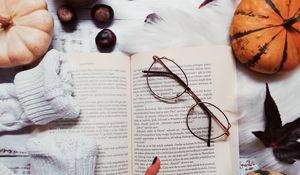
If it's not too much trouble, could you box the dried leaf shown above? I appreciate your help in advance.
[199,0,214,8]
[264,83,282,130]
[252,83,300,164]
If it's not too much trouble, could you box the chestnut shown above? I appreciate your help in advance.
[91,4,114,27]
[57,5,77,31]
[95,29,116,52]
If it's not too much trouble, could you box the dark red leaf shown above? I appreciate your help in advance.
[264,83,282,130]
[273,141,300,164]
[252,131,269,147]
[252,83,300,164]
[199,0,214,8]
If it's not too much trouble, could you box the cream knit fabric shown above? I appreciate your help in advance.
[0,49,80,132]
[0,162,14,175]
[26,134,98,175]
[0,84,25,131]
[0,134,97,175]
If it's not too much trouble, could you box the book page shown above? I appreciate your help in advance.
[35,53,132,175]
[131,46,239,175]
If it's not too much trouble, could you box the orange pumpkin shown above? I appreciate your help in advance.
[230,0,300,74]
[0,0,54,68]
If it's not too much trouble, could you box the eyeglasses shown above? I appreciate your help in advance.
[143,56,231,147]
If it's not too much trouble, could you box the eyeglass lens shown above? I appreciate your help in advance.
[187,102,230,142]
[146,57,188,100]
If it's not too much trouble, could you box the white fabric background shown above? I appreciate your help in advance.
[0,0,299,174]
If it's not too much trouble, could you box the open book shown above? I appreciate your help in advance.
[40,46,239,175]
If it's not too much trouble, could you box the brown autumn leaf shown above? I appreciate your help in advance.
[252,83,300,164]
[199,0,214,8]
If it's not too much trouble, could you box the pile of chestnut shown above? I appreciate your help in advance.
[57,3,116,52]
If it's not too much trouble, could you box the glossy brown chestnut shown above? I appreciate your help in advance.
[95,29,116,52]
[57,5,77,24]
[91,4,114,27]
[57,5,77,31]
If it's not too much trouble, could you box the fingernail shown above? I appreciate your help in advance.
[152,156,157,165]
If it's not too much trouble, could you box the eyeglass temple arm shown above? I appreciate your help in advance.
[143,70,189,89]
[153,55,173,73]
[142,70,174,76]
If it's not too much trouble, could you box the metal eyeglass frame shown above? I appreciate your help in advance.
[142,55,231,147]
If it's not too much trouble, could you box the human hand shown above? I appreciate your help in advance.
[145,157,160,175]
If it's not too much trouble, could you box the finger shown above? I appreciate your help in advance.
[145,156,160,175]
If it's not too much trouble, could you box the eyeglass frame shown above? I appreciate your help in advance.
[142,55,231,147]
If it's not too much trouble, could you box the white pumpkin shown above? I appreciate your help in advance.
[0,0,54,68]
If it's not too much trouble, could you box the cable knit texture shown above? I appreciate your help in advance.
[26,133,98,175]
[0,162,14,175]
[14,49,79,125]
[0,83,27,131]
[0,49,80,132]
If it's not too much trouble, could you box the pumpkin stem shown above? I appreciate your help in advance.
[0,15,12,29]
[283,14,299,29]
